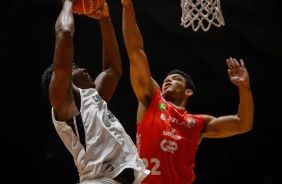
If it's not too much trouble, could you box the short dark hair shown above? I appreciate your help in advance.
[167,69,195,91]
[41,64,54,97]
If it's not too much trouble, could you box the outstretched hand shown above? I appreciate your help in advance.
[86,0,109,20]
[226,57,250,88]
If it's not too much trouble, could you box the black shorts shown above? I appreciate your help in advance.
[113,168,135,184]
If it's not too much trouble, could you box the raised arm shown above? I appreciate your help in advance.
[121,0,159,111]
[201,57,254,139]
[49,0,75,117]
[87,1,123,103]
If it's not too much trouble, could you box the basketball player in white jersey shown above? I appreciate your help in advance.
[41,0,150,183]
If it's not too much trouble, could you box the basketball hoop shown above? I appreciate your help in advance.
[180,0,225,32]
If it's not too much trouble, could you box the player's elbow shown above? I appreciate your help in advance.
[241,125,253,134]
[239,120,254,134]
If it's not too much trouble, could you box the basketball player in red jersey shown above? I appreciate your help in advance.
[120,0,254,183]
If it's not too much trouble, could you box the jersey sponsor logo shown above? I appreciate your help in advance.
[160,139,178,153]
[158,103,166,110]
[187,117,196,126]
[162,130,181,140]
[160,113,196,128]
[161,129,180,153]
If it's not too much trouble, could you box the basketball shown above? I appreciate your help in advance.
[73,0,104,15]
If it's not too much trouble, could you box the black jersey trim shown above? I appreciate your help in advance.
[66,113,86,150]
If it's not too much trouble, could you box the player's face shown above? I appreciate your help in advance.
[72,64,95,89]
[161,74,186,100]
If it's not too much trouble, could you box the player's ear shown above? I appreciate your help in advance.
[185,89,193,98]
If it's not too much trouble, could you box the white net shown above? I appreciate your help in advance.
[180,0,225,32]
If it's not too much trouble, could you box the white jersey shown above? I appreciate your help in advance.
[52,88,150,183]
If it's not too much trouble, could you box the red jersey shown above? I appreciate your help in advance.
[136,88,205,184]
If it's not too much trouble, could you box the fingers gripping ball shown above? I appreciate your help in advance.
[73,0,104,15]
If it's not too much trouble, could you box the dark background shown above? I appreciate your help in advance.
[2,0,281,183]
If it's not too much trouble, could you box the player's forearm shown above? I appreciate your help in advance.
[237,85,254,132]
[99,17,122,76]
[122,1,144,55]
[54,0,74,73]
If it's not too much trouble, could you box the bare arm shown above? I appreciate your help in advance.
[49,0,78,121]
[87,1,123,103]
[201,58,254,139]
[121,0,159,116]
